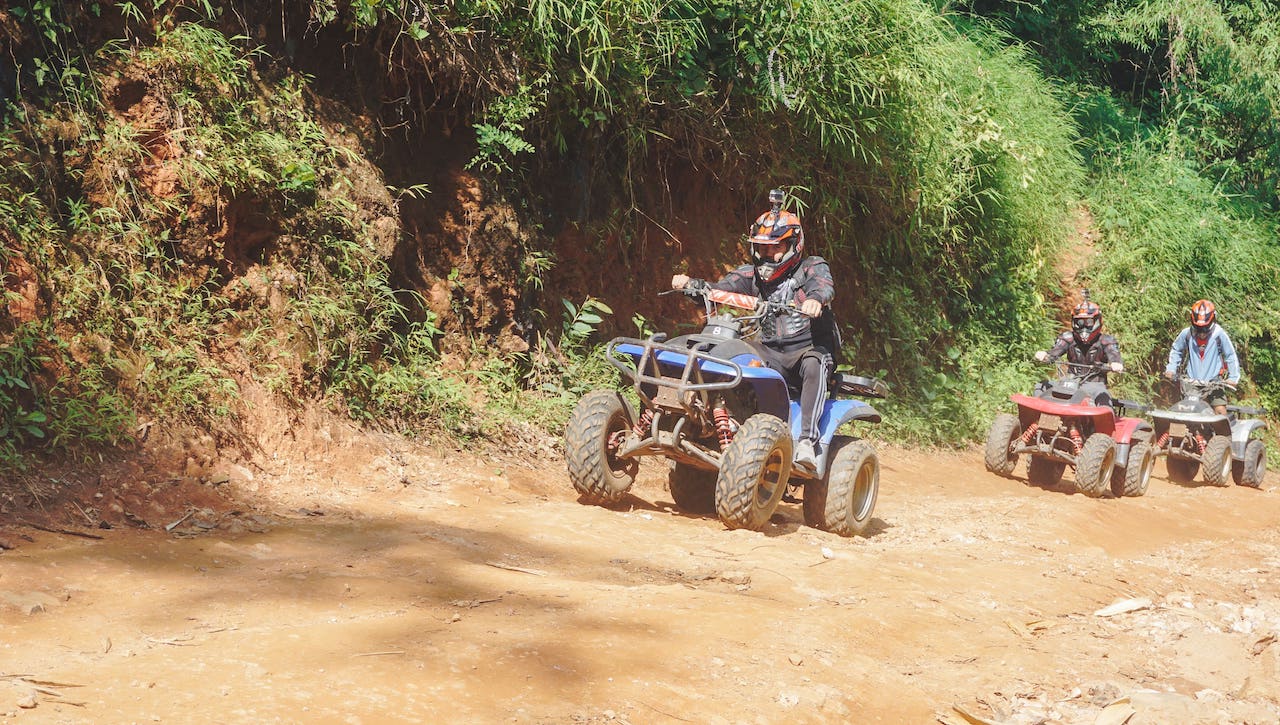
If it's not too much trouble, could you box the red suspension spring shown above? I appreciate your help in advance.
[1156,431,1170,449]
[713,407,734,448]
[1020,422,1040,445]
[633,408,653,437]
[1069,426,1084,455]
[1195,432,1207,455]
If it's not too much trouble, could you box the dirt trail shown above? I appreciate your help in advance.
[2,434,1279,724]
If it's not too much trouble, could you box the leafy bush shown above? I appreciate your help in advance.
[1084,140,1280,409]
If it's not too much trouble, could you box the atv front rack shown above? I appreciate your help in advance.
[602,335,749,471]
[605,336,744,413]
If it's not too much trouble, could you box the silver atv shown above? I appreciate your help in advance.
[1150,377,1267,487]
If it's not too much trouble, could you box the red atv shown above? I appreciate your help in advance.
[984,361,1155,498]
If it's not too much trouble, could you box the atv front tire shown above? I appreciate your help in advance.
[668,461,717,514]
[1074,433,1116,498]
[715,413,791,531]
[1112,440,1154,497]
[984,413,1021,477]
[1027,456,1066,487]
[1233,439,1267,488]
[565,391,639,505]
[803,436,878,537]
[1202,435,1233,487]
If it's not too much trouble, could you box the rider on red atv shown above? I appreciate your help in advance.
[671,189,837,472]
[1033,299,1124,404]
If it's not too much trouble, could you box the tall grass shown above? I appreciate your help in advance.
[1084,139,1280,408]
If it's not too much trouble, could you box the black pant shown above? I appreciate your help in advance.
[758,345,833,443]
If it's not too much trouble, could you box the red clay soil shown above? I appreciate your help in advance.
[2,419,1278,724]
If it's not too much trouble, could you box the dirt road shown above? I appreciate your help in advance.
[2,430,1279,724]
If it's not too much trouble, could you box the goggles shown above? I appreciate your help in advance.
[1072,317,1099,334]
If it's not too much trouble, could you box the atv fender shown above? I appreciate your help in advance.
[1150,409,1232,437]
[790,399,881,444]
[1010,393,1115,435]
[734,355,791,420]
[1111,417,1152,445]
[788,399,881,478]
[1231,418,1268,461]
[1111,417,1153,468]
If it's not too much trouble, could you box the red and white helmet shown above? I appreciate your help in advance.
[1071,300,1102,345]
[1190,299,1216,341]
[748,204,804,283]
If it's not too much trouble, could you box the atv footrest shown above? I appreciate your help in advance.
[836,374,888,399]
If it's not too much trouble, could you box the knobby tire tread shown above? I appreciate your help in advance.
[1075,433,1115,498]
[804,437,878,537]
[1203,435,1233,487]
[1116,441,1153,497]
[565,391,635,505]
[1238,439,1267,488]
[984,414,1021,477]
[715,414,791,531]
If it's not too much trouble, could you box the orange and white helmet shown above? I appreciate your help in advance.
[748,191,804,283]
[1189,299,1216,341]
[1071,300,1102,345]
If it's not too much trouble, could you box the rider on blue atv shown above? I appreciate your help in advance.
[1033,299,1124,404]
[671,189,837,472]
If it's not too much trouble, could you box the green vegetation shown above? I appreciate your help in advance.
[2,0,1279,471]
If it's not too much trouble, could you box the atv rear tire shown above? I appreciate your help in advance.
[1232,439,1267,488]
[715,413,791,531]
[803,436,878,537]
[1166,456,1199,483]
[1027,456,1066,487]
[1202,435,1233,487]
[1074,433,1116,498]
[1112,440,1154,497]
[565,391,639,505]
[984,413,1021,477]
[668,461,717,514]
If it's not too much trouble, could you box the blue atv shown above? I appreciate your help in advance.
[563,284,887,536]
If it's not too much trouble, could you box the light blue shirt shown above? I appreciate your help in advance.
[1165,324,1240,384]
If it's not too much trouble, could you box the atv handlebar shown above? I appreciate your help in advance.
[1177,376,1236,396]
[1038,359,1115,383]
[667,281,812,320]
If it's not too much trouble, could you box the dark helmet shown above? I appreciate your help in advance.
[1190,299,1217,342]
[748,206,804,283]
[1071,300,1102,345]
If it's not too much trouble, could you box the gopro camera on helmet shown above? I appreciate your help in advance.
[768,188,785,210]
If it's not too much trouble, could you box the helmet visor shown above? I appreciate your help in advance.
[1192,323,1212,342]
[1072,317,1100,336]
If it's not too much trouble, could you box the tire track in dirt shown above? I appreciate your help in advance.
[1,441,1278,723]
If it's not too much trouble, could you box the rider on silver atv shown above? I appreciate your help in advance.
[1163,299,1241,415]
[671,189,837,472]
[1033,300,1124,404]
